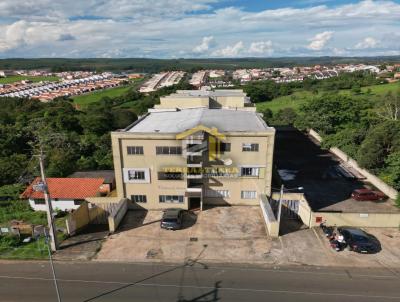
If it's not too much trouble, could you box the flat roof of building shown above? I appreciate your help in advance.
[126,108,272,133]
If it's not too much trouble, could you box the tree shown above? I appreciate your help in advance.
[376,91,400,121]
[295,94,371,134]
[380,151,400,190]
[357,121,400,171]
[111,109,138,129]
[272,108,297,126]
[259,108,273,123]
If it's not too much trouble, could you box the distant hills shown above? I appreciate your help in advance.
[0,56,399,73]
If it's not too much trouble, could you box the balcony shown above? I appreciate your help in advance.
[157,172,184,181]
[187,179,203,193]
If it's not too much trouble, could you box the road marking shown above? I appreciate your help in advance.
[0,275,399,300]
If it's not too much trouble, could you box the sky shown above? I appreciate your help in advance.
[0,0,399,58]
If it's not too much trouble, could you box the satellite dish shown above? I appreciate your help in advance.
[223,158,233,166]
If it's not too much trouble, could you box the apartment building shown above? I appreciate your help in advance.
[154,89,255,111]
[111,90,275,210]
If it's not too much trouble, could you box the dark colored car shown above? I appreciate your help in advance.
[160,208,184,230]
[338,227,381,254]
[351,189,386,201]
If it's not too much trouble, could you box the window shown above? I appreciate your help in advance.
[156,146,182,155]
[158,172,184,180]
[241,191,257,199]
[242,143,259,152]
[241,167,259,177]
[131,195,147,203]
[34,199,45,205]
[123,168,150,183]
[128,170,145,180]
[127,146,144,155]
[220,142,231,152]
[159,195,184,203]
[205,189,230,198]
[74,199,84,206]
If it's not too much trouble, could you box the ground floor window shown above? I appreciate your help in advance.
[74,199,84,206]
[159,195,184,203]
[131,195,147,203]
[241,191,257,199]
[33,199,45,205]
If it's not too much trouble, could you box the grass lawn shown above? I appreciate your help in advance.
[256,90,313,113]
[256,82,400,114]
[0,236,48,260]
[72,85,132,107]
[0,75,59,84]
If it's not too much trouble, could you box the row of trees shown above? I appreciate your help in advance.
[293,91,400,192]
[0,79,194,188]
[243,71,385,103]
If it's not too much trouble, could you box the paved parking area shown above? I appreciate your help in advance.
[274,129,398,212]
[96,206,272,264]
[270,226,400,268]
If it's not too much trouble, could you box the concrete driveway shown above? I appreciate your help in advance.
[96,206,272,264]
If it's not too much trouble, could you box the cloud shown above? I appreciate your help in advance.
[0,0,400,57]
[307,31,333,50]
[212,41,244,57]
[192,36,215,53]
[58,33,76,41]
[354,37,378,49]
[248,41,273,55]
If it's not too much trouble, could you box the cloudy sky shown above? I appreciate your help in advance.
[0,0,399,58]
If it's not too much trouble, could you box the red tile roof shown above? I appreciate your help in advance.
[21,177,104,200]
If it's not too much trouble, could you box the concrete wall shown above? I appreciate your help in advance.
[259,195,279,237]
[156,96,209,109]
[29,198,80,212]
[65,202,90,235]
[311,212,400,228]
[308,129,399,199]
[108,198,128,233]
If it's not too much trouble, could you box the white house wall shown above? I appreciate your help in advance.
[29,198,81,212]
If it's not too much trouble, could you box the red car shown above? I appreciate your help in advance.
[351,189,386,201]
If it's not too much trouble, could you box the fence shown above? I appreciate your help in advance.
[259,195,279,237]
[65,198,128,235]
[108,198,128,233]
[65,201,90,235]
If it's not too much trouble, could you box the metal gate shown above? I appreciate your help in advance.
[281,199,300,220]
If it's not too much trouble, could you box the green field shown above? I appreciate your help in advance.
[72,85,132,107]
[72,78,145,108]
[256,82,400,113]
[0,75,59,84]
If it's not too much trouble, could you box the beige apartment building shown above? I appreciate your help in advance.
[111,90,275,210]
[153,89,256,111]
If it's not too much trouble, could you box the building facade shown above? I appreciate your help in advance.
[111,90,275,210]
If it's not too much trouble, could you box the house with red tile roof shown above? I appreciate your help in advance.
[21,177,105,211]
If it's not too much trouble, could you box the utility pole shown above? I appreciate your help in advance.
[277,184,284,225]
[44,228,62,302]
[37,149,58,251]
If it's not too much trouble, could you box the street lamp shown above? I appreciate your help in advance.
[273,185,303,224]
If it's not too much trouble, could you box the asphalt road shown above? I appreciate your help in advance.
[0,261,400,302]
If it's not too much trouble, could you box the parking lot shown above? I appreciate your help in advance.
[274,226,400,268]
[96,206,272,264]
[274,129,399,213]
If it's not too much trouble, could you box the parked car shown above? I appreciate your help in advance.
[351,189,386,201]
[160,208,184,230]
[338,227,381,254]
